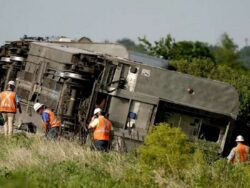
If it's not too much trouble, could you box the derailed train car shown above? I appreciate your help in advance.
[0,40,239,154]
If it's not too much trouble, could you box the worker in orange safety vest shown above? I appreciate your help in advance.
[88,108,113,151]
[33,103,61,140]
[0,80,22,136]
[227,135,250,164]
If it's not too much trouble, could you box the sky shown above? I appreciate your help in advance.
[0,0,250,48]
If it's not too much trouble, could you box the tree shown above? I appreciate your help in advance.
[170,41,214,61]
[239,46,250,69]
[170,58,215,78]
[139,34,214,61]
[212,33,245,69]
[138,34,174,59]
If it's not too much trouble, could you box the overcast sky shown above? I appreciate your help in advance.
[0,0,250,48]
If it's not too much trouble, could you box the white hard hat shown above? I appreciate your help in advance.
[236,135,244,142]
[33,103,44,112]
[94,108,102,115]
[8,80,15,86]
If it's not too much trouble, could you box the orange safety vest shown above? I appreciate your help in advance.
[93,116,112,141]
[0,91,17,113]
[233,143,249,163]
[42,109,61,129]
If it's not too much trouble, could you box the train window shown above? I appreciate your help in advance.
[199,124,220,142]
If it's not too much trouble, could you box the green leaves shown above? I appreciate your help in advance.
[138,123,192,173]
[139,34,174,59]
[170,58,216,78]
[213,33,245,69]
[139,35,214,61]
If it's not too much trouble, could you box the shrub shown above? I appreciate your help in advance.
[138,123,192,174]
[191,140,221,164]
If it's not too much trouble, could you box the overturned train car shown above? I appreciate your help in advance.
[1,41,239,154]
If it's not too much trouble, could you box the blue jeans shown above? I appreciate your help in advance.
[93,140,109,151]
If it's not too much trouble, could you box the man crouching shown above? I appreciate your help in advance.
[33,103,61,140]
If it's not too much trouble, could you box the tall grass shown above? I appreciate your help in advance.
[0,133,155,188]
[0,125,250,188]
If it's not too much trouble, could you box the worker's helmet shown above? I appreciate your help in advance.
[33,103,44,112]
[235,135,244,142]
[94,108,102,115]
[8,80,15,86]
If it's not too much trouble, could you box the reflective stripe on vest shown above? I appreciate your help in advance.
[93,116,112,141]
[43,109,61,128]
[0,91,17,113]
[233,144,249,163]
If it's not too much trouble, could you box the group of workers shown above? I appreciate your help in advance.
[32,104,112,151]
[1,80,250,157]
[0,80,113,151]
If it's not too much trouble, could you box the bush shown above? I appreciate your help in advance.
[138,123,192,173]
[191,140,221,164]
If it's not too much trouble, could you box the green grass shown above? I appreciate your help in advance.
[0,125,250,188]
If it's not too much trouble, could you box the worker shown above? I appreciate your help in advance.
[88,108,113,151]
[227,135,250,164]
[0,80,22,136]
[33,103,61,140]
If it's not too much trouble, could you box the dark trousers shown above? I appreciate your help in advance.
[93,140,109,151]
[46,126,60,140]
